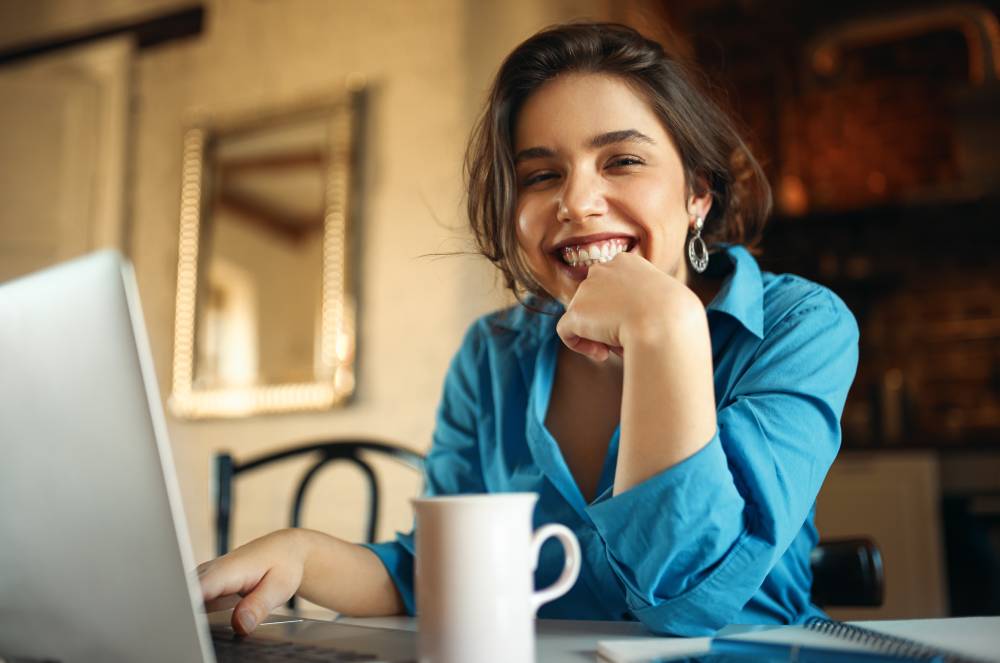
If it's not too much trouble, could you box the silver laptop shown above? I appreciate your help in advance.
[0,251,415,663]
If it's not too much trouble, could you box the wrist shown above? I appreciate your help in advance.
[277,527,311,566]
[621,288,707,351]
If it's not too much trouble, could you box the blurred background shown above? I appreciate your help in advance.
[0,0,997,622]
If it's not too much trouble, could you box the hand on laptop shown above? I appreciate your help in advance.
[198,528,405,635]
[198,529,305,635]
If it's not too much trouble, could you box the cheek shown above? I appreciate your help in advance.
[512,218,544,285]
[622,176,678,215]
[625,184,690,268]
[514,204,545,254]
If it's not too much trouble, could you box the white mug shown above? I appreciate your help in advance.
[412,493,581,663]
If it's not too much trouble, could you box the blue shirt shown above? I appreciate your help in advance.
[366,245,859,636]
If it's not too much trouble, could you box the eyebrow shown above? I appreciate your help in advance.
[589,129,655,149]
[514,129,655,164]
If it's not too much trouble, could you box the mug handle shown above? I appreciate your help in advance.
[528,524,581,615]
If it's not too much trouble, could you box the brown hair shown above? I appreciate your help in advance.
[465,22,772,299]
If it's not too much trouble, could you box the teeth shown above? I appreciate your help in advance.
[560,239,630,267]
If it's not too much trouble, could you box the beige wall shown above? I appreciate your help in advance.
[0,0,602,569]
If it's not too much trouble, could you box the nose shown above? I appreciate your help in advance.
[556,169,606,223]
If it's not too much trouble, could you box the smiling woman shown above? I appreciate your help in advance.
[198,22,860,639]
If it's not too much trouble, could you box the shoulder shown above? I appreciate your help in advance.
[445,300,556,381]
[728,267,860,402]
[443,302,556,405]
[461,299,558,355]
[759,271,858,339]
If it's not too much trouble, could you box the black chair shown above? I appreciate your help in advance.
[810,537,885,607]
[214,439,425,559]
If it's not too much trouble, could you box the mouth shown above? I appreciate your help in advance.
[551,234,638,280]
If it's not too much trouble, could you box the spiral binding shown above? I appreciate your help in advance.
[804,617,985,663]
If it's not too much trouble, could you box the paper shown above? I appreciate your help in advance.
[597,636,710,663]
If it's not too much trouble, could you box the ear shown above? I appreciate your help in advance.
[686,175,713,226]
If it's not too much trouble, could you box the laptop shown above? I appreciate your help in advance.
[0,251,416,663]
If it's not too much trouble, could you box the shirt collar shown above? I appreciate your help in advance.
[490,296,561,338]
[705,244,764,339]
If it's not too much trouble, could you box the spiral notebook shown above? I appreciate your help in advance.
[597,616,999,663]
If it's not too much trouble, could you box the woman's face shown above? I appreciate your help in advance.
[513,72,710,305]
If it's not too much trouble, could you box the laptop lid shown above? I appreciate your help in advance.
[0,251,213,663]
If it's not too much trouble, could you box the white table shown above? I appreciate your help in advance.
[336,615,652,662]
[254,609,1000,662]
[338,614,1000,662]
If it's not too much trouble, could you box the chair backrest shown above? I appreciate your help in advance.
[810,537,885,607]
[214,439,425,558]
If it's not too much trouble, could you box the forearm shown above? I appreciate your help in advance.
[296,528,405,616]
[615,305,716,494]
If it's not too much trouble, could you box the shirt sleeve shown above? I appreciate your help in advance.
[584,294,859,636]
[362,322,489,615]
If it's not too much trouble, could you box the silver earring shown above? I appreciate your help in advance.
[687,216,709,273]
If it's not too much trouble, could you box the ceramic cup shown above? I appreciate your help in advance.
[412,493,581,663]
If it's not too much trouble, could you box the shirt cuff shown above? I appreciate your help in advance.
[584,433,751,635]
[361,536,416,616]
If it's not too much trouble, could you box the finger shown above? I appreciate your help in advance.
[205,593,242,613]
[232,568,297,635]
[576,338,610,362]
[556,313,592,350]
[199,555,262,604]
[557,302,617,352]
[198,561,229,603]
[561,333,611,362]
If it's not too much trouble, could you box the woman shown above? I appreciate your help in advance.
[199,22,859,637]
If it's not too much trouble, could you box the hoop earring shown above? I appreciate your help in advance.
[687,216,709,273]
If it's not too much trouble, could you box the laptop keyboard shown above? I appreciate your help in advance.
[210,625,402,662]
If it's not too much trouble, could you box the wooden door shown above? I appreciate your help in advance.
[0,37,131,282]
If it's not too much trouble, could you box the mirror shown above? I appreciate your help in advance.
[170,89,363,418]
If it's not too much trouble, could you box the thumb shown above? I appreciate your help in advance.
[232,569,297,635]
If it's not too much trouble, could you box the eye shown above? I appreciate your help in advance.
[606,155,645,169]
[521,170,559,187]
